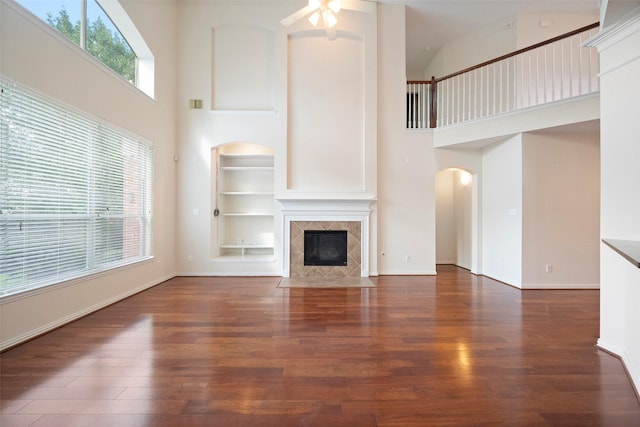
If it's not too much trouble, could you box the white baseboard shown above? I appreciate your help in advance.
[597,339,640,399]
[175,272,282,277]
[622,348,640,398]
[378,270,438,276]
[0,274,174,351]
[520,283,600,290]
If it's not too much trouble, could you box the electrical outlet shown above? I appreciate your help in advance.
[545,264,552,273]
[405,255,412,263]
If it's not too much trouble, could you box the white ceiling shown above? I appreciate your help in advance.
[391,0,601,78]
[223,0,603,77]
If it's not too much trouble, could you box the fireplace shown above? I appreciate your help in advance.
[304,230,348,266]
[278,198,374,277]
[290,221,360,277]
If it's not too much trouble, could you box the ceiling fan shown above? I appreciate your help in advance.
[281,0,376,41]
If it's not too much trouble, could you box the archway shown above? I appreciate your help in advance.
[435,168,475,272]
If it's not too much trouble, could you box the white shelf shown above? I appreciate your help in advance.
[218,243,274,258]
[220,243,274,249]
[211,254,276,263]
[220,154,273,158]
[221,192,274,196]
[215,148,275,261]
[220,166,273,171]
[222,213,273,217]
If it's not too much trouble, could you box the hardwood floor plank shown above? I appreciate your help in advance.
[0,414,43,427]
[1,266,639,426]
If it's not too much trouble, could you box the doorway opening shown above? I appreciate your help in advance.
[435,168,475,271]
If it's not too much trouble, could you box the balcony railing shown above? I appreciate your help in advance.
[407,22,600,129]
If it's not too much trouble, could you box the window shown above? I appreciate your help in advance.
[0,78,153,297]
[14,0,154,97]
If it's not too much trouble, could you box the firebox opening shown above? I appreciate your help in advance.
[304,230,348,266]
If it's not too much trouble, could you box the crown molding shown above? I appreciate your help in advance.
[584,5,640,50]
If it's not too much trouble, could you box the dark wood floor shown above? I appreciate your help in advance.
[1,265,639,426]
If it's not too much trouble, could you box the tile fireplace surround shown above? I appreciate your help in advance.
[279,198,374,278]
[290,221,361,278]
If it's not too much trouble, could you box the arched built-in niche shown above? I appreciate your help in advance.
[210,142,275,260]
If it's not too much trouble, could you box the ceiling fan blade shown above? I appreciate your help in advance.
[326,26,338,41]
[340,0,376,13]
[281,5,317,26]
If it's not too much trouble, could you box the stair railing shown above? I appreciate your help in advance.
[407,22,599,129]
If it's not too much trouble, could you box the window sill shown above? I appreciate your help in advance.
[0,256,155,304]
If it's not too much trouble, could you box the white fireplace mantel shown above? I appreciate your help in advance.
[277,197,375,213]
[278,197,376,277]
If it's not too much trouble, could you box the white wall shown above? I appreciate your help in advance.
[482,135,523,287]
[212,24,276,110]
[284,8,378,199]
[453,169,472,270]
[175,1,378,276]
[426,15,516,78]
[601,0,640,26]
[521,131,600,288]
[425,11,599,79]
[0,0,177,349]
[377,4,435,274]
[287,34,366,192]
[515,12,599,48]
[591,6,640,392]
[435,127,599,288]
[377,4,479,275]
[175,1,289,276]
[435,170,456,264]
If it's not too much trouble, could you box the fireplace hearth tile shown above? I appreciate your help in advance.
[277,277,376,288]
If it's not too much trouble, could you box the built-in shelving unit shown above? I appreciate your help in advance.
[214,148,275,260]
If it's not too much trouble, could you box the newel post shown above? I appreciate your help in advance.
[429,76,437,128]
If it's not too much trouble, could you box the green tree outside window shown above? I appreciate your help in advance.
[19,0,137,84]
[44,4,136,83]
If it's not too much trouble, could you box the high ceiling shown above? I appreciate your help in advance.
[395,0,601,78]
[217,0,603,77]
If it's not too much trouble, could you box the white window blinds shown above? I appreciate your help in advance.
[0,78,153,297]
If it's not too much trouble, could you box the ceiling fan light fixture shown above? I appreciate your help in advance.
[308,11,320,26]
[322,9,337,28]
[327,0,341,14]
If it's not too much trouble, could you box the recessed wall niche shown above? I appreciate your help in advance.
[211,25,275,110]
[286,33,365,192]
